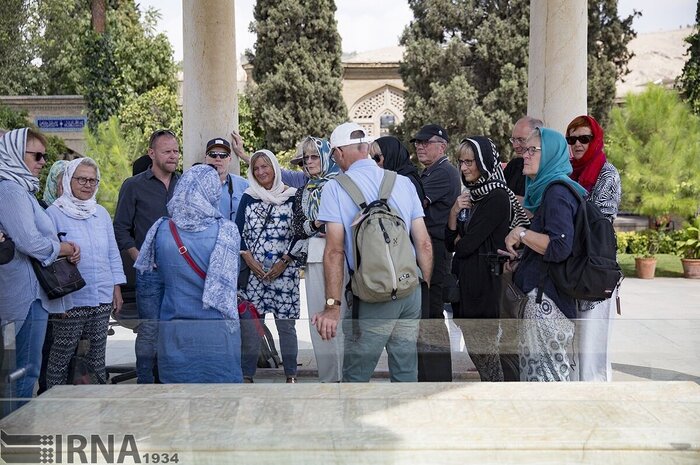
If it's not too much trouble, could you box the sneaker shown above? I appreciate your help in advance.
[286,376,297,384]
[243,376,254,383]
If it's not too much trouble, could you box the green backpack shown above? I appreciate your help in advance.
[335,170,420,303]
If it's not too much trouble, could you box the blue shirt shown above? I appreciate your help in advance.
[219,174,249,221]
[281,169,307,189]
[46,204,127,308]
[317,159,425,271]
[0,180,71,322]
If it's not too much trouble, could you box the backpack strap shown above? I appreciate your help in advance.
[335,173,368,209]
[378,170,397,202]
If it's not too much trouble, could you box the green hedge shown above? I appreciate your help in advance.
[616,229,682,256]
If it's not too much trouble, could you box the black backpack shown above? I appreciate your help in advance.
[257,321,281,369]
[537,181,623,302]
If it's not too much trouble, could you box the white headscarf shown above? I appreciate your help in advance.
[244,149,297,205]
[52,157,100,219]
[0,128,40,193]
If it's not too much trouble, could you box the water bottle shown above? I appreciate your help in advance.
[458,187,471,223]
[262,251,275,272]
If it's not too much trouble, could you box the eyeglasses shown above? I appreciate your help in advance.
[149,128,177,147]
[413,140,442,148]
[523,146,541,156]
[371,154,382,163]
[206,151,230,159]
[331,147,343,161]
[509,137,528,145]
[25,151,47,162]
[302,154,320,163]
[565,134,594,145]
[73,176,99,186]
[457,159,476,167]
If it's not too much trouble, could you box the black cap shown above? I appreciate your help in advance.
[410,124,449,143]
[206,138,231,153]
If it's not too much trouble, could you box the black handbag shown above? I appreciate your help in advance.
[31,234,86,300]
[499,271,527,320]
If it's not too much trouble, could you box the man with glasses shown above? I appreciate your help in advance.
[505,116,543,202]
[204,137,249,222]
[113,128,181,383]
[411,124,460,382]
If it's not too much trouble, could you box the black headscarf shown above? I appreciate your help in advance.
[375,136,426,202]
[460,136,530,230]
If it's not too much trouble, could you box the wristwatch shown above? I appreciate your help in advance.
[519,229,527,240]
[326,298,341,307]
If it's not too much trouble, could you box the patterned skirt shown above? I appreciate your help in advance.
[518,290,575,382]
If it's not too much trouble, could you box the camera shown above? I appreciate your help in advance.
[481,252,511,276]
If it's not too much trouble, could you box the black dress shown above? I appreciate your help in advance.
[445,188,510,319]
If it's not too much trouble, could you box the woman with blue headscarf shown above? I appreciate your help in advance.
[42,159,68,206]
[503,127,587,382]
[289,136,343,382]
[135,164,242,383]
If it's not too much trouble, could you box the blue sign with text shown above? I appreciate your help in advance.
[35,117,87,132]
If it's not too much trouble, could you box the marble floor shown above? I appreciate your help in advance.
[1,382,698,464]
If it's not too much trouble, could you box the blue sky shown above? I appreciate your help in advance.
[140,0,696,62]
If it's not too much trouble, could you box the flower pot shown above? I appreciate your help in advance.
[635,257,657,279]
[681,258,700,279]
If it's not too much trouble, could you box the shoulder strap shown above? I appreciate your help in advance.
[336,173,368,209]
[169,219,206,280]
[378,170,397,202]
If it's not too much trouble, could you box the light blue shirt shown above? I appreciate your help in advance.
[0,180,71,321]
[219,174,249,221]
[281,169,307,189]
[317,159,425,271]
[46,204,126,308]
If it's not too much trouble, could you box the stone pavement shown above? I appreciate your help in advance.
[104,276,700,383]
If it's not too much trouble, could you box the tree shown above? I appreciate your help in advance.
[0,0,44,94]
[84,116,137,216]
[246,0,347,152]
[606,85,700,219]
[118,85,182,157]
[678,0,700,115]
[399,0,637,159]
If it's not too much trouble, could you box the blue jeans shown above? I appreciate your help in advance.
[135,270,163,383]
[14,299,49,402]
[240,314,298,378]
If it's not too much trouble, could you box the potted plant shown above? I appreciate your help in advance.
[676,217,700,279]
[630,230,659,279]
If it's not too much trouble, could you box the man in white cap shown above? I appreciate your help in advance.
[313,122,433,382]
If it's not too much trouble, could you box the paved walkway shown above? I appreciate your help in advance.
[105,277,700,383]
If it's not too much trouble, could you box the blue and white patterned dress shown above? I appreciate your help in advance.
[236,193,300,319]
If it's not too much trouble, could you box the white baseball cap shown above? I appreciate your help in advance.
[329,122,368,149]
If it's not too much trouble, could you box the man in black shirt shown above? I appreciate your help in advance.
[505,116,543,203]
[412,124,461,382]
[113,129,180,383]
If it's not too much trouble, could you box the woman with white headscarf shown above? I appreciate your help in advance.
[136,164,242,383]
[45,157,125,387]
[235,149,299,383]
[0,128,79,404]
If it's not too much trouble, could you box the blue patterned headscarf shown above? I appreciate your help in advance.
[135,164,241,329]
[0,128,39,193]
[43,160,69,205]
[301,137,339,221]
[523,128,587,213]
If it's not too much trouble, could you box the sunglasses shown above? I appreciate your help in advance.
[26,151,47,162]
[413,140,442,148]
[371,154,382,163]
[206,151,230,159]
[302,154,320,163]
[566,134,594,145]
[149,128,177,147]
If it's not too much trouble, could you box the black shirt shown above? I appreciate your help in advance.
[420,156,461,240]
[113,168,180,251]
[503,157,525,197]
[445,188,510,319]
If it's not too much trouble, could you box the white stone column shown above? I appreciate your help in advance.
[528,0,587,133]
[182,0,238,172]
